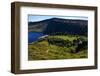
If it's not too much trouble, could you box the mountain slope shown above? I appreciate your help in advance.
[28,18,88,35]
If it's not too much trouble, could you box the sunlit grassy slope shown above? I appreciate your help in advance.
[28,35,87,60]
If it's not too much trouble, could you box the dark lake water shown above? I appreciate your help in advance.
[28,32,44,43]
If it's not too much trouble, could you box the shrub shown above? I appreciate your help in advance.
[48,37,72,47]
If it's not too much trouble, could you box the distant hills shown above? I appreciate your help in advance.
[28,18,88,35]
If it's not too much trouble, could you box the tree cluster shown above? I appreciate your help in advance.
[48,37,72,47]
[48,37,87,53]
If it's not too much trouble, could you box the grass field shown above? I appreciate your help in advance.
[28,35,88,60]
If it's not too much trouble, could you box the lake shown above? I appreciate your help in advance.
[28,32,44,43]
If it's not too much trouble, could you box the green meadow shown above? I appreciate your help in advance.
[28,35,88,60]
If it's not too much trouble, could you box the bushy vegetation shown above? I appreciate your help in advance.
[48,37,72,47]
[28,35,88,60]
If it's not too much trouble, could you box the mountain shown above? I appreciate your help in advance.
[28,18,88,35]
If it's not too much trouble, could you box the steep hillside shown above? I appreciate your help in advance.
[28,18,88,35]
